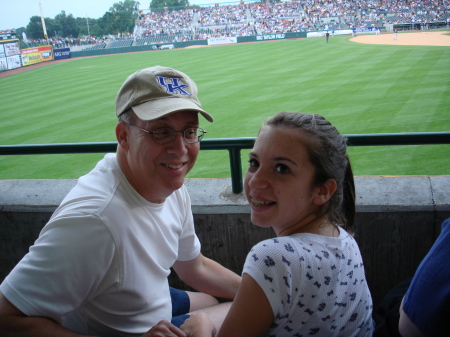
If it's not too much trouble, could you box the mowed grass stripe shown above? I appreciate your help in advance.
[0,34,449,179]
[3,60,118,144]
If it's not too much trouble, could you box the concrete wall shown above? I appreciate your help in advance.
[1,176,449,309]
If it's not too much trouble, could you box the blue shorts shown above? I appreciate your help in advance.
[170,287,190,328]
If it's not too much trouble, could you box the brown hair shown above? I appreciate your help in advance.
[263,112,355,229]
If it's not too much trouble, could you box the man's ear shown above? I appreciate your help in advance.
[116,121,130,152]
[313,179,337,206]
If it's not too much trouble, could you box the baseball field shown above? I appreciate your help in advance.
[1,31,449,179]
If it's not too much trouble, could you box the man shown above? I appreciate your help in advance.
[0,66,241,336]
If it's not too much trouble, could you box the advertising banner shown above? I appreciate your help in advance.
[21,45,54,66]
[256,33,286,41]
[54,47,71,60]
[207,37,237,45]
[0,44,6,71]
[0,39,22,71]
[6,55,21,69]
[0,58,7,71]
[4,40,20,56]
[307,30,353,38]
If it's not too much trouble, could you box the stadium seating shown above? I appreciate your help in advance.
[18,0,450,49]
[85,43,107,51]
[107,40,134,49]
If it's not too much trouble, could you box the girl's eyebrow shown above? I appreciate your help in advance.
[274,156,298,167]
[250,152,298,167]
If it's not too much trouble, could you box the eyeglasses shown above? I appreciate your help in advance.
[126,123,206,145]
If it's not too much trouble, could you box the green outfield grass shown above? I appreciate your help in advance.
[1,33,449,180]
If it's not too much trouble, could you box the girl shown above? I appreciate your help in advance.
[182,112,374,337]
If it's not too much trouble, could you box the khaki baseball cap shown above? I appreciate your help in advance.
[115,66,213,122]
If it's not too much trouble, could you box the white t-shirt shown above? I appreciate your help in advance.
[243,229,374,337]
[1,153,201,337]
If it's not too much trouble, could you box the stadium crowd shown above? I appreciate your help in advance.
[135,0,449,40]
[136,9,194,38]
[15,0,450,48]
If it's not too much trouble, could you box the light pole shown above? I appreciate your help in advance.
[86,15,91,36]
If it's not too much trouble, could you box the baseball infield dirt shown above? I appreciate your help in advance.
[1,31,449,78]
[351,31,450,46]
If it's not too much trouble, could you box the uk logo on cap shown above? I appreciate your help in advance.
[156,76,191,96]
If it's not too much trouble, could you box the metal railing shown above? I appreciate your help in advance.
[1,132,449,193]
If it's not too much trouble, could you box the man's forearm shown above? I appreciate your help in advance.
[0,315,94,337]
[203,259,241,299]
[182,257,241,300]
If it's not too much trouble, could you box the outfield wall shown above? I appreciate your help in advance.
[0,40,56,72]
[1,176,449,309]
[70,32,308,58]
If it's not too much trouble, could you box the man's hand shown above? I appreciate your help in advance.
[142,320,186,337]
[180,312,216,337]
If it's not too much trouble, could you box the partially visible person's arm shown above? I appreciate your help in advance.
[172,254,241,300]
[0,292,88,337]
[1,292,186,337]
[398,219,450,337]
[181,273,273,337]
[215,273,273,337]
[398,298,427,337]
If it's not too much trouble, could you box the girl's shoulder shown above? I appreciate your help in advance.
[247,236,311,270]
[249,236,300,255]
[245,237,300,279]
[249,233,343,255]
